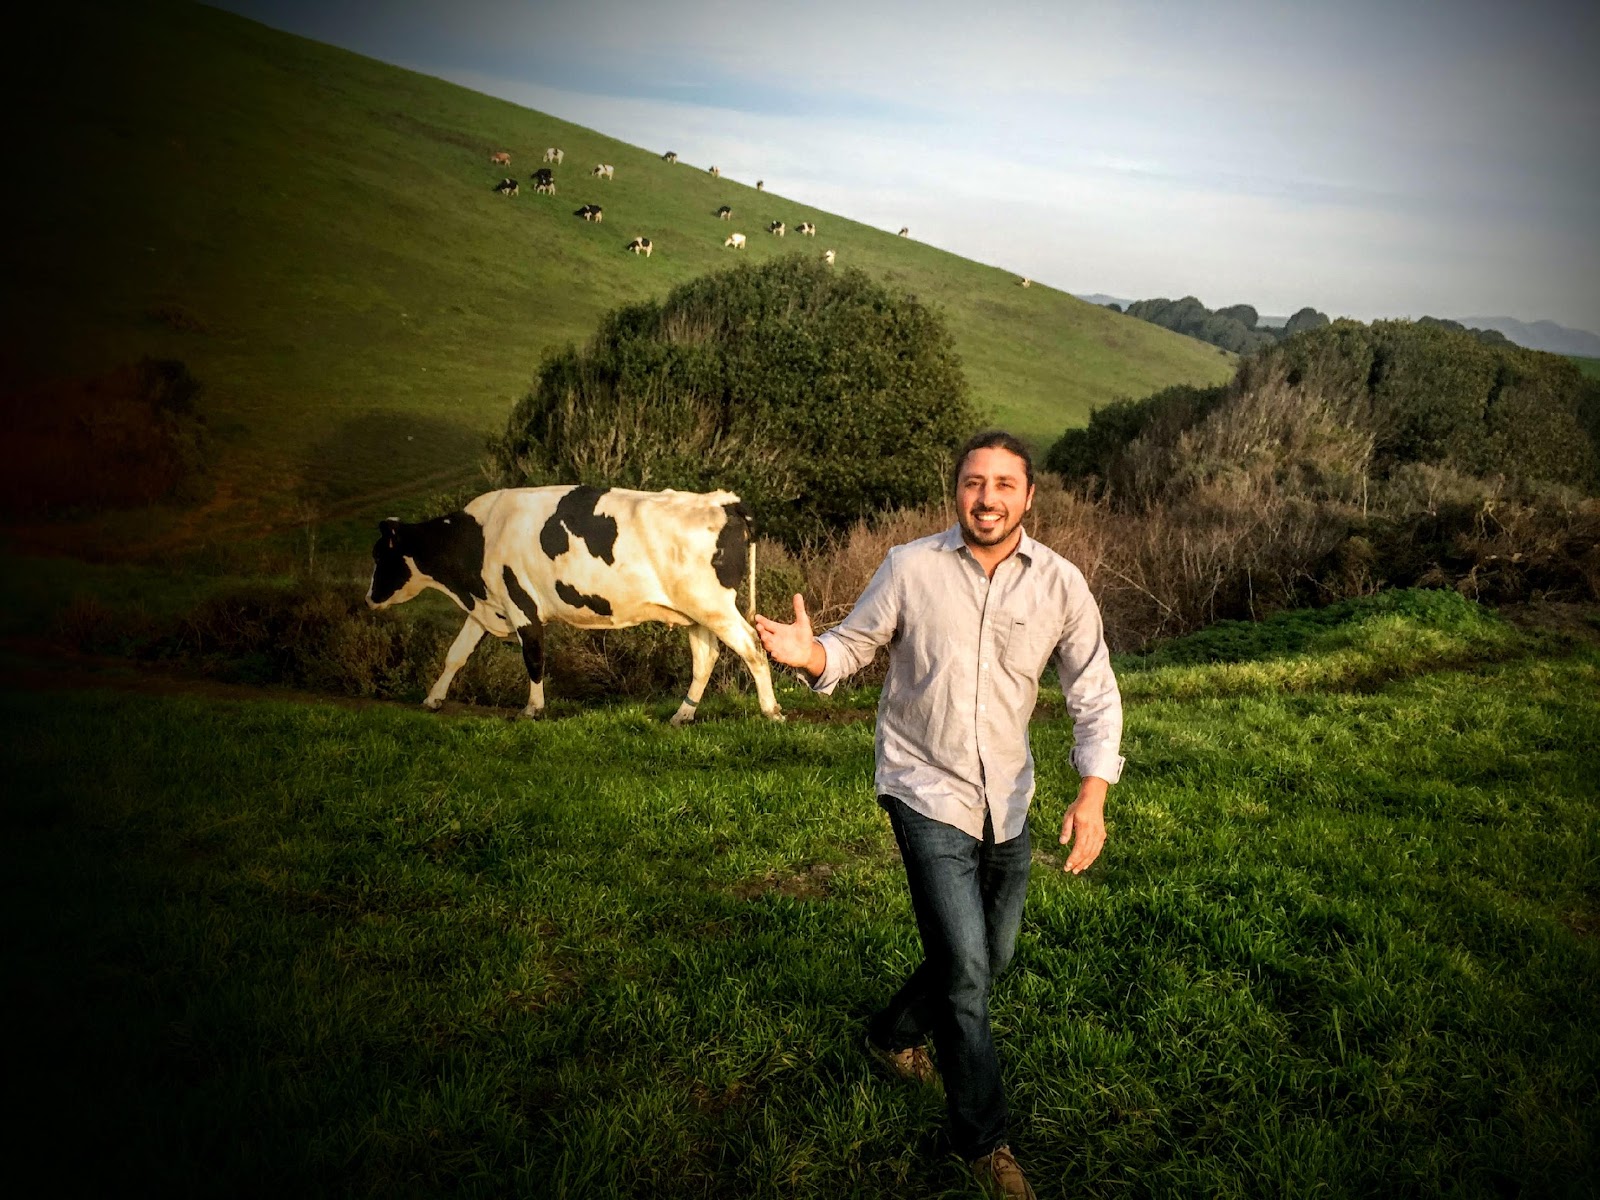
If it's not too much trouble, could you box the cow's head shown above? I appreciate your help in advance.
[367,517,428,608]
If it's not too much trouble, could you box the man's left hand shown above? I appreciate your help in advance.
[1060,777,1109,875]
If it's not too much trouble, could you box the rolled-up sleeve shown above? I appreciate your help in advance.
[1056,572,1125,783]
[810,553,901,695]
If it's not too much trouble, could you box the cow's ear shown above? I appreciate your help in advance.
[379,517,400,548]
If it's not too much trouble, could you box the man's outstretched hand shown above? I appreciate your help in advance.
[754,593,825,676]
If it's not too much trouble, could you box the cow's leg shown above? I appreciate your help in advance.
[697,611,783,722]
[670,624,720,727]
[425,619,487,711]
[514,620,546,719]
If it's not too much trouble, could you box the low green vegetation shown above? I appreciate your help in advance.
[9,593,1597,1196]
[9,0,1229,558]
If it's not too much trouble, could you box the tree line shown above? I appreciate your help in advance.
[1109,296,1515,357]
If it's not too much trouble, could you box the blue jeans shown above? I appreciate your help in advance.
[868,794,1033,1159]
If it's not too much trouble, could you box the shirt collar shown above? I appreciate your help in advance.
[938,525,1036,564]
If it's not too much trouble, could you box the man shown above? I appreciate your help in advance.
[754,430,1123,1199]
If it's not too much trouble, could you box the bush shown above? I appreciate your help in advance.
[1048,320,1600,505]
[490,255,978,548]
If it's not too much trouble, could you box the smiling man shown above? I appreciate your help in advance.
[755,429,1124,1199]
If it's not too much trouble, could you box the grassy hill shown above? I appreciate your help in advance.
[6,0,1230,557]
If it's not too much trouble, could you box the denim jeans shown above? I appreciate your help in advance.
[868,794,1033,1159]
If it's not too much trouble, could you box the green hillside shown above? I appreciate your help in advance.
[7,0,1230,553]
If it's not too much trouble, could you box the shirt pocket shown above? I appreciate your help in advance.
[1002,618,1054,677]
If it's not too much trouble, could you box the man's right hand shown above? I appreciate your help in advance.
[754,593,825,676]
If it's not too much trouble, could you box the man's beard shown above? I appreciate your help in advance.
[960,507,1022,547]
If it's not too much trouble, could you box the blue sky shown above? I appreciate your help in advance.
[214,0,1600,332]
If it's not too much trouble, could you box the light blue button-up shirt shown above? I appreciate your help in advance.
[811,526,1124,842]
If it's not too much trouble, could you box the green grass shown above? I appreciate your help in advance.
[8,0,1230,557]
[1569,355,1600,381]
[8,597,1597,1196]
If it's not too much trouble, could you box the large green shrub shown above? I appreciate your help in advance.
[1268,320,1598,485]
[490,255,978,547]
[1047,319,1600,503]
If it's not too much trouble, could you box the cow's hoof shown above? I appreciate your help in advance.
[422,698,443,712]
[519,707,545,721]
[764,709,786,723]
[669,709,696,727]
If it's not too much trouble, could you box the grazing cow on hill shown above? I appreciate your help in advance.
[708,165,721,177]
[490,151,511,166]
[493,178,519,197]
[898,227,910,237]
[797,221,815,237]
[724,232,746,249]
[544,147,564,164]
[534,167,554,186]
[717,205,733,220]
[627,236,653,257]
[576,204,603,222]
[756,180,764,191]
[823,249,836,265]
[534,180,556,195]
[768,220,785,237]
[1019,277,1032,288]
[592,163,614,181]
[662,150,678,163]
[367,487,782,724]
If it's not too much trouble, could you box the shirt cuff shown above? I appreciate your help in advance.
[1072,747,1125,785]
[806,632,845,695]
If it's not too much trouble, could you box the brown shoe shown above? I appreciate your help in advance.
[864,1036,940,1087]
[971,1144,1036,1200]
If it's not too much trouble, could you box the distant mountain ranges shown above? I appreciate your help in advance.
[1076,295,1600,359]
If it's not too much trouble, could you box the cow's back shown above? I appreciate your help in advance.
[470,486,745,629]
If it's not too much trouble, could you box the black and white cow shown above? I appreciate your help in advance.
[533,167,554,186]
[796,221,815,237]
[627,236,653,257]
[575,203,604,222]
[662,150,678,163]
[494,177,519,197]
[717,205,733,220]
[368,486,782,724]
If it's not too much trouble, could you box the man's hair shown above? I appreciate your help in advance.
[951,429,1035,495]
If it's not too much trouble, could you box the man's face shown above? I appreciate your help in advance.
[956,446,1034,549]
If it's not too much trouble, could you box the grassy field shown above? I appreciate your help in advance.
[5,0,1230,560]
[1571,356,1600,381]
[9,592,1596,1197]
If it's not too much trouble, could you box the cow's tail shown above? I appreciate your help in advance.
[730,499,756,622]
